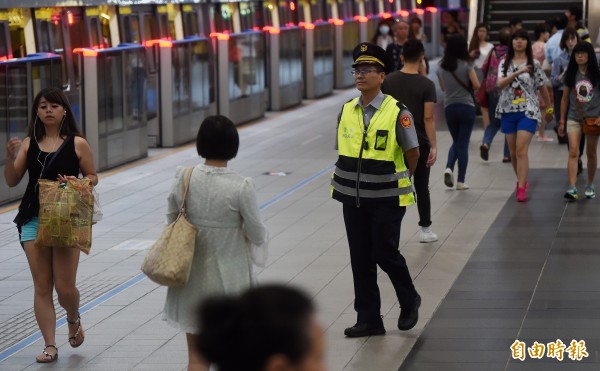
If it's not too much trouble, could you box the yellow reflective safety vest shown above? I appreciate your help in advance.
[331,95,415,207]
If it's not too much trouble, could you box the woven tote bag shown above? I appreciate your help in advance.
[141,168,197,286]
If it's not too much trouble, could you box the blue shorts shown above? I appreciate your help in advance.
[20,217,38,243]
[501,112,537,134]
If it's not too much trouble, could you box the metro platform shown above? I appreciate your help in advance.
[0,85,599,370]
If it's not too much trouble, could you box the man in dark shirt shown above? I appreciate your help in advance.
[382,39,438,243]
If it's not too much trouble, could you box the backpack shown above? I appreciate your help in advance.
[483,46,507,93]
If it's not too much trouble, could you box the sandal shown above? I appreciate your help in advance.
[67,312,85,348]
[36,345,58,363]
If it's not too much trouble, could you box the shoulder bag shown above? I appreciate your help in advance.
[141,167,197,286]
[573,90,600,136]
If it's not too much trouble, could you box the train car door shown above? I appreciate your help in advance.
[33,7,82,128]
[118,4,174,147]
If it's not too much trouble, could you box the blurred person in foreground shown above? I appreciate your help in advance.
[162,115,268,371]
[332,42,421,337]
[197,285,326,371]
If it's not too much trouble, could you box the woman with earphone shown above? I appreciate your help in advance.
[4,87,98,363]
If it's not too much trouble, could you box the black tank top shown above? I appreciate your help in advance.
[14,136,81,227]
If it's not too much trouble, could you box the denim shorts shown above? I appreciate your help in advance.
[20,217,38,243]
[501,112,537,134]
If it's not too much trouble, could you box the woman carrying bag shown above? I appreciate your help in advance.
[559,41,600,200]
[161,115,268,371]
[4,87,97,363]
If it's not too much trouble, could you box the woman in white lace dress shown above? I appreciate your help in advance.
[162,115,268,371]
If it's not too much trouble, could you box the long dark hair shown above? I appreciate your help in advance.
[440,35,469,72]
[502,29,534,77]
[564,42,600,89]
[27,87,82,142]
[468,23,487,54]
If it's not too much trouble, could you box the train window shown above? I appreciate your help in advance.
[100,14,111,47]
[337,0,355,19]
[215,4,234,32]
[278,1,299,26]
[239,2,261,31]
[310,1,324,23]
[262,3,274,27]
[363,0,378,16]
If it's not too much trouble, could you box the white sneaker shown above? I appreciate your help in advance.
[419,227,438,243]
[456,182,470,190]
[444,168,454,188]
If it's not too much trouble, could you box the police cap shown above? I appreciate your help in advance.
[352,42,393,74]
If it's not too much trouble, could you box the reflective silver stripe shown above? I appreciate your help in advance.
[334,168,411,183]
[331,179,414,197]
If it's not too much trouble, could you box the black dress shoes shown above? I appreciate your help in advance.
[344,323,386,337]
[398,294,421,331]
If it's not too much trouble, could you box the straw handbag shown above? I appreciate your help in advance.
[141,168,197,286]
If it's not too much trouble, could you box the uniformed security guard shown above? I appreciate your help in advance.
[332,42,421,337]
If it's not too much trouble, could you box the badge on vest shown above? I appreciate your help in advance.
[375,130,388,150]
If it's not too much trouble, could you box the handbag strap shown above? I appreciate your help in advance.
[450,70,475,102]
[180,167,194,215]
[482,46,496,78]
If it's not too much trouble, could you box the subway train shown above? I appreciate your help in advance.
[0,0,461,205]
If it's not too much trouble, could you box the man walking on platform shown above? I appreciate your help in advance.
[331,42,421,337]
[382,39,438,243]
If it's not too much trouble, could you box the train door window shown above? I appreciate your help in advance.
[36,16,68,86]
[0,22,8,59]
[143,14,158,42]
[182,10,199,36]
[66,10,85,86]
[100,17,111,47]
[216,4,234,33]
[89,18,100,48]
[382,0,394,13]
[157,13,169,39]
[122,15,141,44]
[310,0,325,23]
[8,10,27,58]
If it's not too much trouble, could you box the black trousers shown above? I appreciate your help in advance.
[342,203,418,325]
[413,144,432,227]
